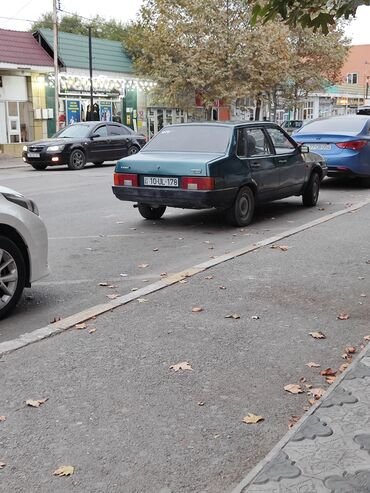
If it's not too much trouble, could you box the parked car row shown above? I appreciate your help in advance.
[4,115,370,318]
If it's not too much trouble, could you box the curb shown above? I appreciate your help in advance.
[229,336,370,492]
[1,198,370,358]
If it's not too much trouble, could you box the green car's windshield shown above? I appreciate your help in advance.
[54,124,92,139]
[144,125,232,153]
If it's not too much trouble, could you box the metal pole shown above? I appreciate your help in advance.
[53,0,59,131]
[88,26,93,120]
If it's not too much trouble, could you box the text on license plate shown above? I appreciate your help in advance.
[307,144,331,151]
[28,152,40,158]
[144,176,178,187]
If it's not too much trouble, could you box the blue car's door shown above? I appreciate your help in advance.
[236,126,280,201]
[265,126,306,194]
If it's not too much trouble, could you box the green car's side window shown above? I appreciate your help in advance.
[266,127,296,155]
[237,128,272,158]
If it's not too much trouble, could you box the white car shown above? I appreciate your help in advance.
[0,186,49,319]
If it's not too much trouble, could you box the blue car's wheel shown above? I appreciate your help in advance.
[225,186,255,227]
[302,172,320,206]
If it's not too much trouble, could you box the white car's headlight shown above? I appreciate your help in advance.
[46,145,65,152]
[3,193,39,216]
[23,145,27,151]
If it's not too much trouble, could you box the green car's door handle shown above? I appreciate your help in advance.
[278,159,288,164]
[251,161,261,168]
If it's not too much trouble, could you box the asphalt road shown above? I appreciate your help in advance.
[1,201,370,492]
[0,162,370,344]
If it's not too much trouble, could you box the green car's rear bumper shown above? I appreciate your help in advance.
[112,186,238,210]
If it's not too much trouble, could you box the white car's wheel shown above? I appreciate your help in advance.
[0,236,26,319]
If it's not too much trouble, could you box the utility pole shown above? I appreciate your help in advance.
[53,0,59,131]
[88,26,93,120]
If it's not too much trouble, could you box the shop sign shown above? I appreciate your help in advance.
[100,101,112,121]
[66,100,81,124]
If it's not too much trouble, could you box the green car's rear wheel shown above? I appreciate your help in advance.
[138,204,166,220]
[225,186,255,227]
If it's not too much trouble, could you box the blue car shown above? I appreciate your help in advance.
[294,115,370,178]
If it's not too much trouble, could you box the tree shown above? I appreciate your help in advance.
[250,0,369,33]
[123,0,291,118]
[30,12,129,41]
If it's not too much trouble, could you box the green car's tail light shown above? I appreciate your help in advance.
[336,140,367,151]
[181,177,215,190]
[114,173,138,187]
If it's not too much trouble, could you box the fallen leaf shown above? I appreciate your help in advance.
[197,401,205,406]
[26,398,48,408]
[288,415,300,429]
[75,323,87,330]
[318,207,325,211]
[242,413,264,424]
[304,383,313,389]
[326,376,337,384]
[107,285,117,289]
[0,416,6,422]
[251,315,260,320]
[299,376,306,383]
[160,272,167,277]
[120,273,128,277]
[53,465,74,477]
[360,293,367,297]
[179,279,188,284]
[308,399,316,406]
[153,248,159,251]
[99,282,108,286]
[170,361,193,371]
[0,462,5,469]
[88,328,96,334]
[284,384,303,394]
[50,316,61,324]
[271,244,289,251]
[306,362,320,368]
[320,368,336,377]
[137,298,148,303]
[339,363,349,372]
[309,388,325,399]
[130,227,136,230]
[192,306,204,313]
[359,276,365,279]
[205,275,213,280]
[131,287,138,291]
[138,263,149,268]
[337,313,350,320]
[106,294,119,300]
[364,335,370,341]
[225,313,240,319]
[219,286,227,290]
[345,346,356,354]
[309,331,326,339]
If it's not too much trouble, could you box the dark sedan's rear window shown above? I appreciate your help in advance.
[144,125,232,153]
[297,118,368,134]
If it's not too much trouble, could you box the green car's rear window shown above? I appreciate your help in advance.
[144,125,232,153]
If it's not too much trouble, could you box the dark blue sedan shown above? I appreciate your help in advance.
[294,115,370,178]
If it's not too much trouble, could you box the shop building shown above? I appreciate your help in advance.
[0,28,54,155]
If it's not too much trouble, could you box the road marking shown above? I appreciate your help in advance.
[1,198,370,357]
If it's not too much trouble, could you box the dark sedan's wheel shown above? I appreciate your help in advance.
[128,146,140,156]
[68,149,86,170]
[0,236,26,320]
[93,161,104,166]
[31,163,47,171]
[138,204,166,220]
[302,172,320,206]
[225,186,255,227]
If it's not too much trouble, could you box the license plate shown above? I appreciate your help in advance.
[143,176,178,187]
[307,144,331,151]
[27,152,40,158]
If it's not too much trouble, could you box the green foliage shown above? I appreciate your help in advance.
[31,12,129,41]
[250,0,370,33]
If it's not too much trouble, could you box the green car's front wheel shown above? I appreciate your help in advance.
[138,204,167,220]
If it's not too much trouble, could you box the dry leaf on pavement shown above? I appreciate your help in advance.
[306,362,320,368]
[364,335,370,341]
[339,363,349,373]
[192,307,204,313]
[26,398,48,408]
[284,384,303,394]
[75,323,87,330]
[337,312,350,320]
[0,462,5,469]
[170,361,193,372]
[309,331,326,339]
[179,279,188,284]
[242,413,264,424]
[271,244,289,251]
[53,465,74,477]
[0,416,6,422]
[225,313,240,319]
[345,346,356,354]
[160,272,168,277]
[153,248,159,251]
[88,328,96,334]
[205,275,213,280]
[320,368,336,377]
[309,388,325,399]
[288,415,300,429]
[106,294,119,299]
[138,263,149,268]
[251,315,260,320]
[137,298,148,303]
[219,285,227,290]
[98,282,108,286]
[197,401,205,406]
[326,376,337,384]
[50,316,61,324]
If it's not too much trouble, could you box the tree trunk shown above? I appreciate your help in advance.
[205,106,212,121]
[255,97,262,121]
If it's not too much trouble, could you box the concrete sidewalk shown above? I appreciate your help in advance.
[1,203,370,492]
